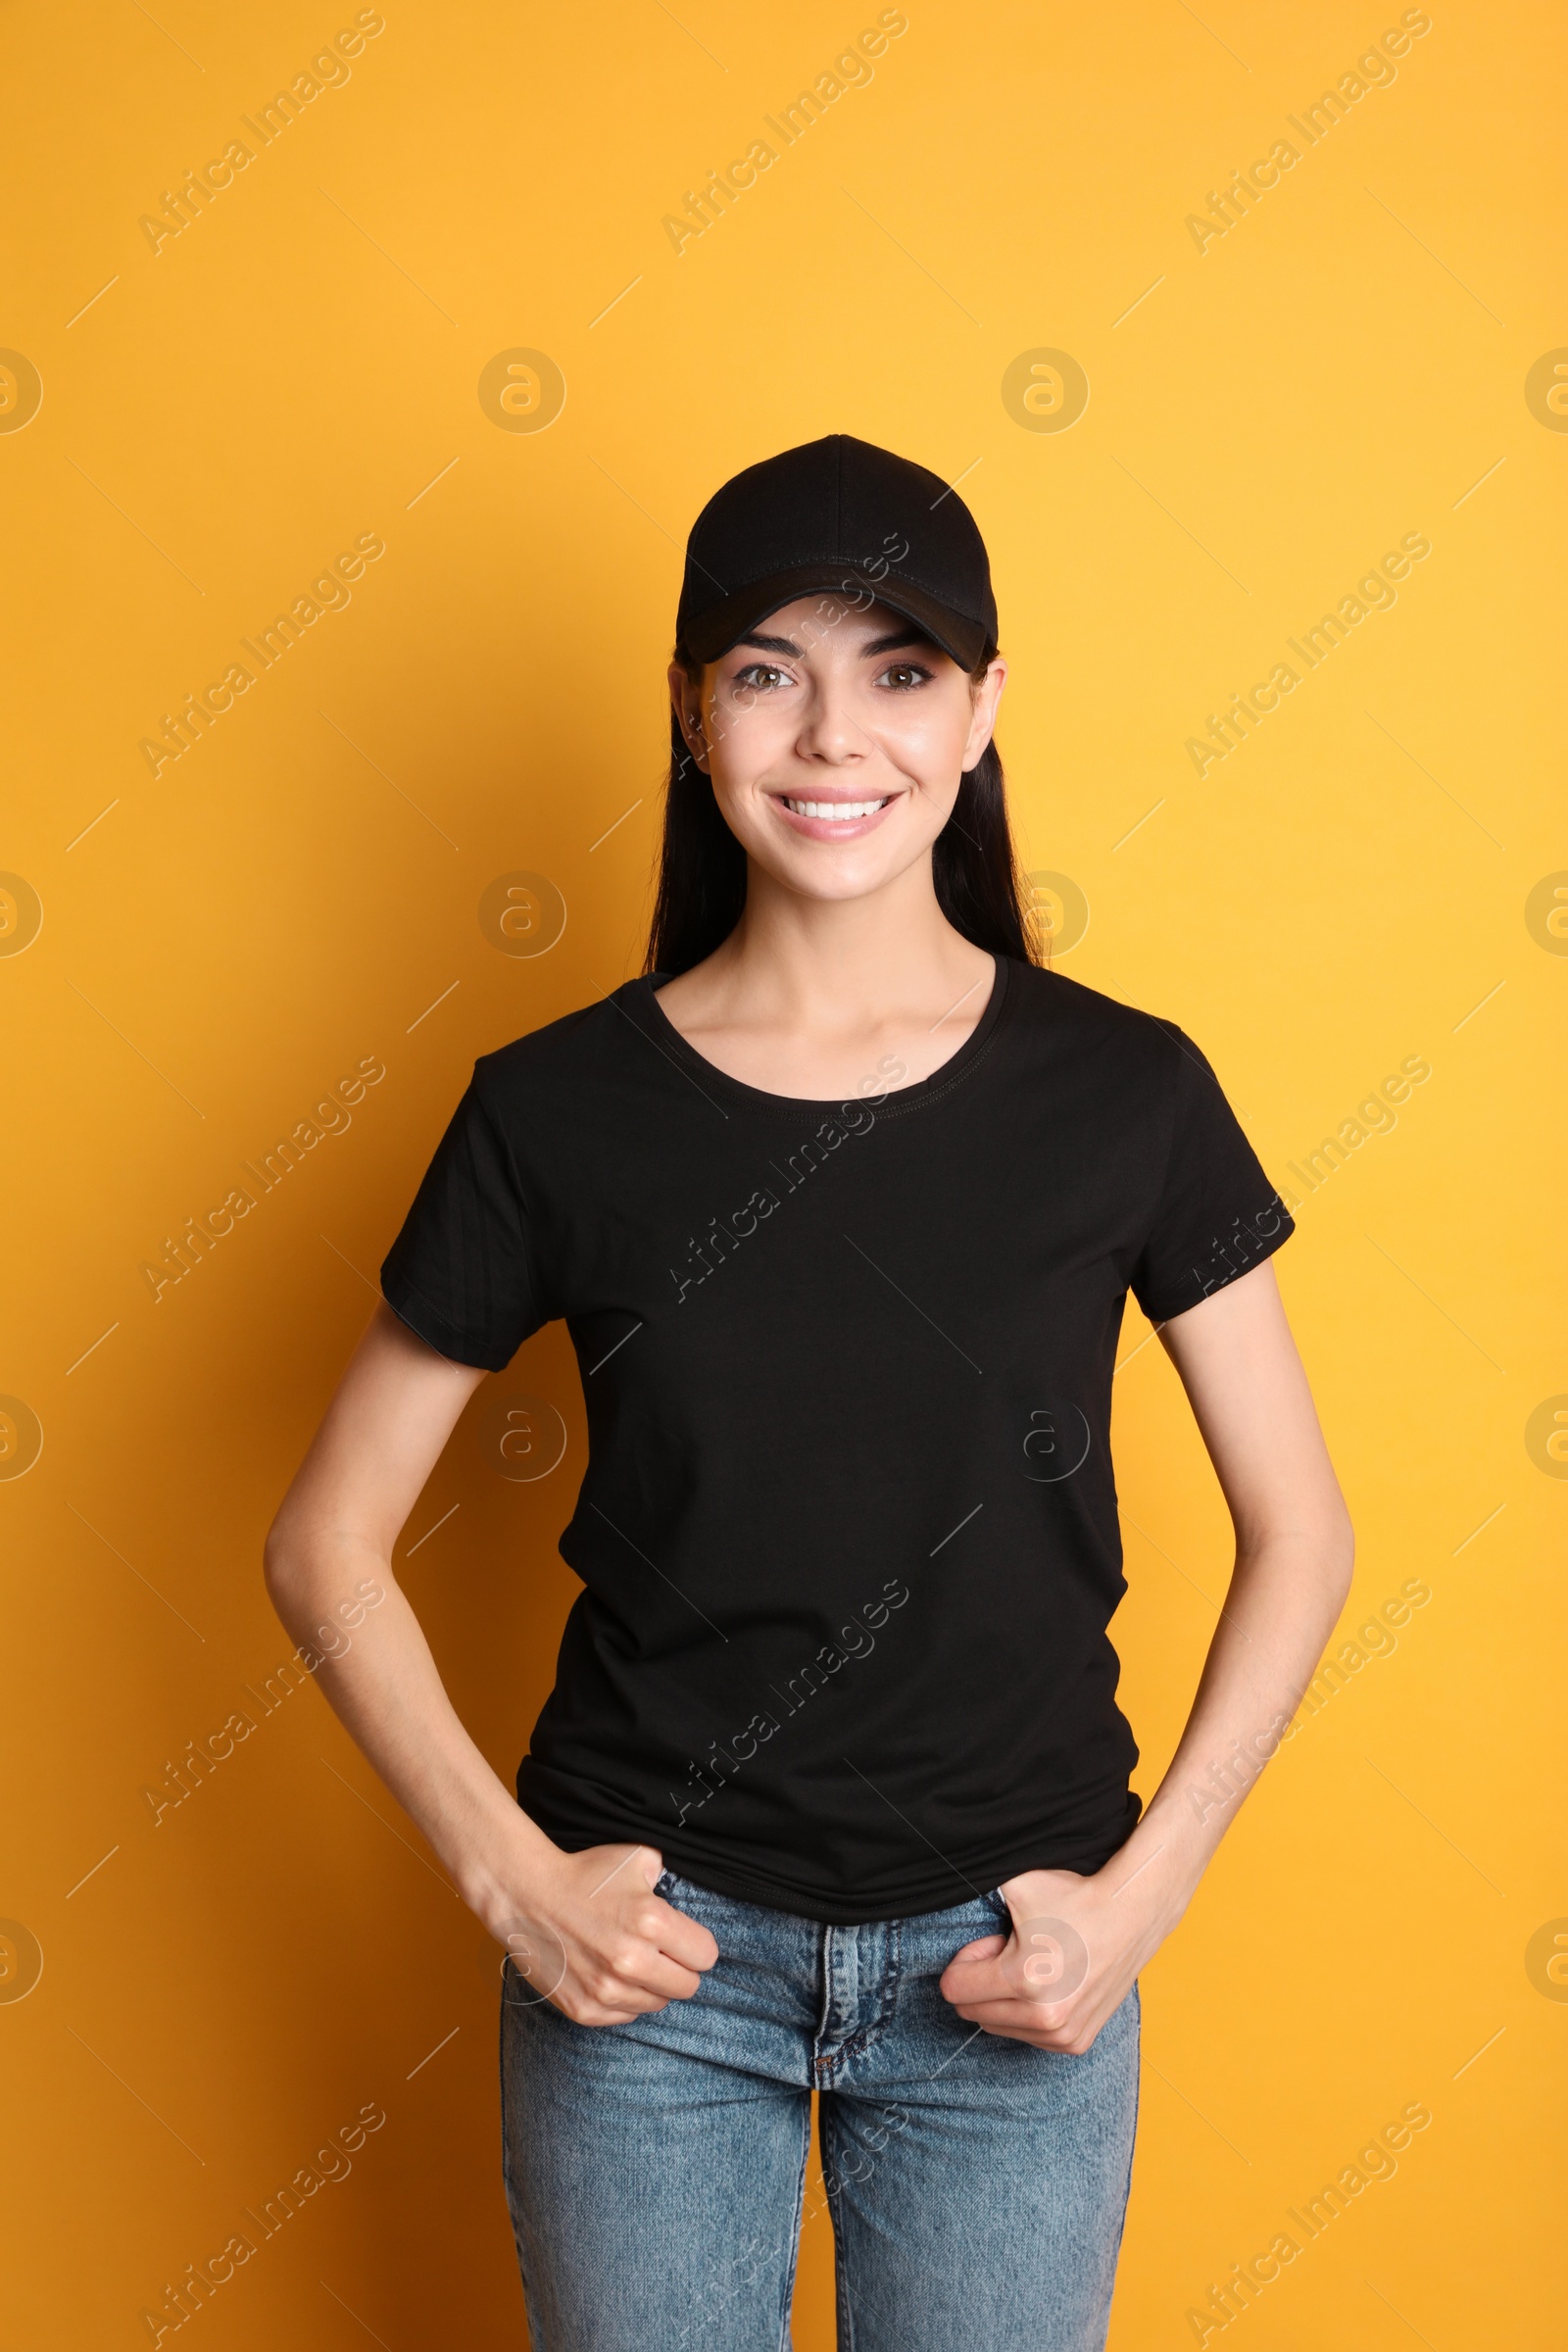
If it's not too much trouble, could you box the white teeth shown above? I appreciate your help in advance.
[784,799,887,821]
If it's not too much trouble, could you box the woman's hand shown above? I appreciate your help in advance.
[485,1838,718,2027]
[937,1857,1174,2054]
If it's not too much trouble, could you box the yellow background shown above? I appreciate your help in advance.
[2,0,1562,2342]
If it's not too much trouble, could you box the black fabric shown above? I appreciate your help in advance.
[380,958,1294,1925]
[675,433,998,669]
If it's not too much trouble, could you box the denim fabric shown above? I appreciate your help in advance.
[501,1867,1140,2351]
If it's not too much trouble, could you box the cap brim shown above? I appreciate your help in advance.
[683,564,990,671]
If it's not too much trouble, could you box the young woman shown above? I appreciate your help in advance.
[266,434,1353,2351]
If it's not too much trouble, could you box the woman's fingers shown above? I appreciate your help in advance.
[529,1844,724,2025]
[602,1944,710,2004]
[646,1894,720,1977]
[954,1994,1070,2030]
[951,1996,1087,2049]
[948,1932,1008,1964]
[938,1933,1008,2006]
[561,1987,675,2025]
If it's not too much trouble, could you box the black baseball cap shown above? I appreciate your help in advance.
[675,433,998,672]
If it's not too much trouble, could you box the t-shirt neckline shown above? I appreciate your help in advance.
[634,952,1014,1117]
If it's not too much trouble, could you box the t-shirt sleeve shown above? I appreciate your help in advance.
[1129,1026,1295,1325]
[379,1071,544,1371]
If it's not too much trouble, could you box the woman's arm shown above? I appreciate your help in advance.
[264,1302,716,2022]
[940,1256,1354,2050]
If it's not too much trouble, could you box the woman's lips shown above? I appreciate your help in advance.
[769,792,897,842]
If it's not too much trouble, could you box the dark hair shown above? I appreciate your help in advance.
[645,644,1039,976]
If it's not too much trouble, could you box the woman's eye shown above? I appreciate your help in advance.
[732,663,790,692]
[877,663,931,691]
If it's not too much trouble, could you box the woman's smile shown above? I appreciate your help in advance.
[771,788,898,839]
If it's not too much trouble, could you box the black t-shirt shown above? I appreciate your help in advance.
[380,956,1294,1924]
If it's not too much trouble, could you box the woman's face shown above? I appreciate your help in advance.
[668,596,1005,906]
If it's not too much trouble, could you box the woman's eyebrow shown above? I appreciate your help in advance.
[861,628,933,657]
[734,632,802,657]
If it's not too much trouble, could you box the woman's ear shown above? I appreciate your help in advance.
[961,655,1006,772]
[666,661,710,772]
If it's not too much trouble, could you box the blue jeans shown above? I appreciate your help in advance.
[501,1867,1140,2350]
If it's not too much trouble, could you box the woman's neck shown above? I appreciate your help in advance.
[652,858,999,1098]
